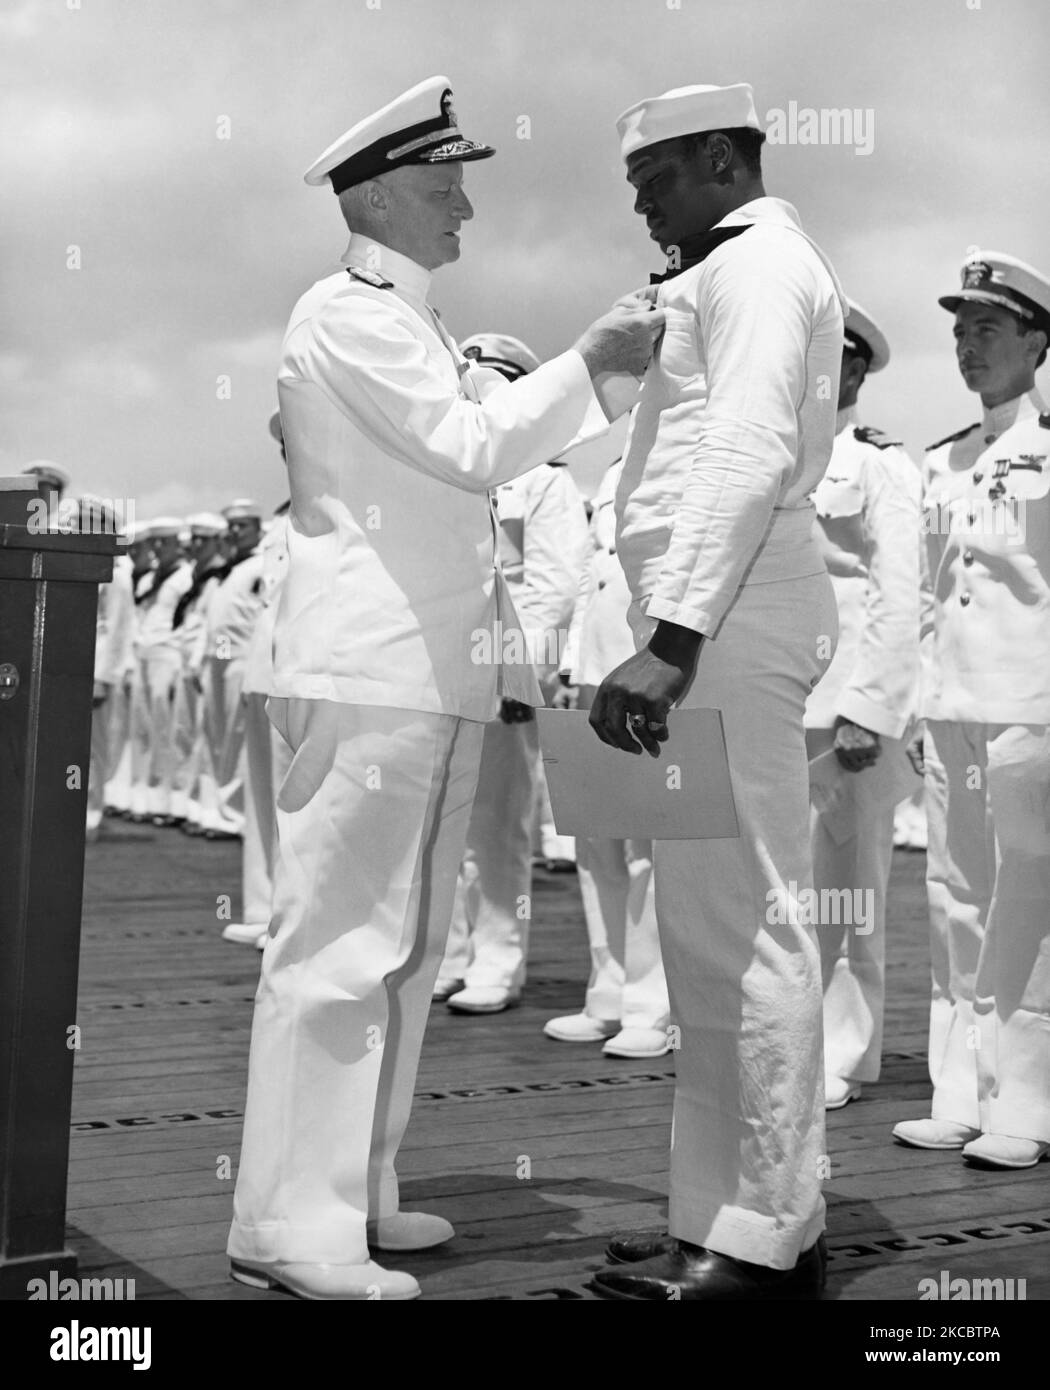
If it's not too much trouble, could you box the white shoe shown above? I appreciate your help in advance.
[223,922,269,946]
[230,1257,420,1301]
[825,1078,862,1110]
[962,1134,1050,1169]
[446,986,520,1014]
[544,1013,619,1043]
[892,1118,980,1150]
[368,1212,454,1251]
[602,1026,670,1059]
[432,976,464,1002]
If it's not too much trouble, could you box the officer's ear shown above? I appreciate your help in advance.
[1024,323,1048,370]
[704,132,734,178]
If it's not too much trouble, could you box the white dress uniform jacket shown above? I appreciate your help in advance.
[271,235,609,721]
[805,407,921,737]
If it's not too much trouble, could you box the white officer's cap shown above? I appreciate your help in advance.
[222,498,262,522]
[21,459,71,490]
[186,512,227,537]
[617,83,762,162]
[304,76,495,193]
[939,250,1050,327]
[460,333,541,379]
[844,300,890,373]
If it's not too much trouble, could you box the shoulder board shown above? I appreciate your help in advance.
[1039,413,1050,430]
[853,425,902,450]
[925,422,979,452]
[346,266,394,290]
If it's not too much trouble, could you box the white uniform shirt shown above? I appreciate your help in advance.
[134,562,193,660]
[616,197,846,638]
[204,550,266,665]
[95,554,136,686]
[270,234,609,721]
[493,465,589,679]
[921,387,1050,723]
[563,460,636,686]
[173,562,226,676]
[804,407,921,738]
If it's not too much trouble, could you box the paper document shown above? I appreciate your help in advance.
[808,743,921,846]
[536,707,739,841]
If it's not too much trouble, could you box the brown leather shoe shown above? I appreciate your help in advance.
[591,1236,826,1301]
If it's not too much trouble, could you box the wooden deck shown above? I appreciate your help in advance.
[65,823,1050,1303]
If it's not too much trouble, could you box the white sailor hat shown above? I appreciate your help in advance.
[21,459,71,490]
[939,251,1050,328]
[460,333,541,379]
[305,76,495,193]
[222,498,262,522]
[127,519,152,544]
[149,516,183,539]
[843,300,890,373]
[186,511,227,537]
[268,409,283,444]
[617,83,762,163]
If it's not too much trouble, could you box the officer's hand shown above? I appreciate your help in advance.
[589,648,690,757]
[499,698,535,724]
[574,304,665,380]
[833,717,881,772]
[612,286,660,312]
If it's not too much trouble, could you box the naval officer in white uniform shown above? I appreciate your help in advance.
[805,302,921,1109]
[894,252,1050,1170]
[226,75,662,1301]
[587,82,845,1300]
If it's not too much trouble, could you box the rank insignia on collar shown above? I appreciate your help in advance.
[853,425,902,450]
[1017,453,1046,470]
[347,266,394,289]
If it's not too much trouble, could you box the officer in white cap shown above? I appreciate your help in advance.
[169,513,229,828]
[588,81,846,1300]
[196,499,265,838]
[804,300,921,1110]
[226,75,661,1302]
[104,521,156,816]
[544,455,671,1057]
[893,251,1050,1169]
[436,333,590,1012]
[129,518,193,824]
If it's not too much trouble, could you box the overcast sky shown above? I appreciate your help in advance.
[3,0,1048,512]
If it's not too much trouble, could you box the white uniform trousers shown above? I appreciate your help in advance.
[200,655,249,833]
[577,836,669,1030]
[924,720,1050,1142]
[442,717,539,990]
[228,699,484,1264]
[86,693,112,836]
[806,727,896,1086]
[240,692,294,925]
[127,654,180,817]
[103,678,134,812]
[649,569,836,1269]
[534,769,575,863]
[169,675,203,823]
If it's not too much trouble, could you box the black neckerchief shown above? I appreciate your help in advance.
[172,560,225,630]
[134,562,179,606]
[649,222,753,285]
[210,548,255,587]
